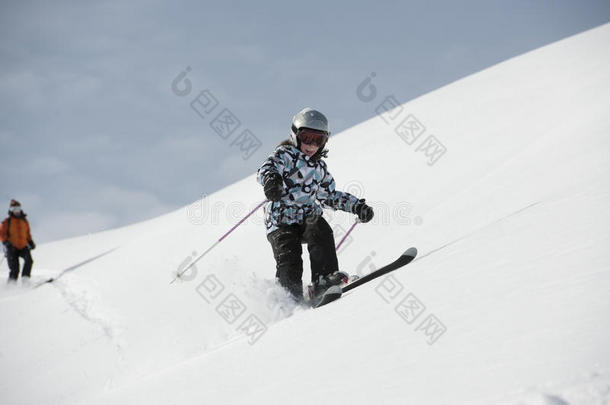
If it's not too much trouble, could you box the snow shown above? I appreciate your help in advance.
[1,23,610,405]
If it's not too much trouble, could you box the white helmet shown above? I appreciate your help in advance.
[290,107,330,147]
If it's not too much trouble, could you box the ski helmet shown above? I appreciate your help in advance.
[9,199,22,216]
[290,107,330,147]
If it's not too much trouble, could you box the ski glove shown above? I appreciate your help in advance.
[263,172,284,202]
[28,241,36,250]
[353,199,374,223]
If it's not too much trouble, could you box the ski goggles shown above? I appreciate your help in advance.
[297,128,328,147]
[9,206,21,214]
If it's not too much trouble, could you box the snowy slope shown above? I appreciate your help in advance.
[1,23,609,405]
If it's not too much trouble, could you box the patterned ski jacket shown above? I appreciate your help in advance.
[257,143,359,234]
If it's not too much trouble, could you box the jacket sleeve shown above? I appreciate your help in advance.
[0,219,7,243]
[315,165,360,212]
[257,147,289,186]
[26,220,33,243]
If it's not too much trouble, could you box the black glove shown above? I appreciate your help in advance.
[28,241,36,250]
[263,173,283,202]
[352,199,374,223]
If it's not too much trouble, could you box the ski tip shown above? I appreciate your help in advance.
[403,247,418,258]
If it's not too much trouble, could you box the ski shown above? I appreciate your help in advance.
[314,247,418,308]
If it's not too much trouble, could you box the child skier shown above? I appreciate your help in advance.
[257,108,374,303]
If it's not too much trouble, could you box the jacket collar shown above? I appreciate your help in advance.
[281,141,327,162]
[8,212,27,219]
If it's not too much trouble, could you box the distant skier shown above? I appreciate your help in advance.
[0,199,36,283]
[257,108,374,303]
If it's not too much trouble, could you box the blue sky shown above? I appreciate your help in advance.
[1,0,609,242]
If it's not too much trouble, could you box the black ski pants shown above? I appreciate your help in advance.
[7,246,33,280]
[267,216,338,299]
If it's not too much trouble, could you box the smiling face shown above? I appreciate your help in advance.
[296,128,327,157]
[300,142,320,157]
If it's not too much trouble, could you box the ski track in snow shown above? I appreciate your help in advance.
[495,369,610,405]
[52,276,126,357]
[0,251,126,357]
[416,200,543,262]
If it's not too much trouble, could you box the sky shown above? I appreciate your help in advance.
[1,0,609,243]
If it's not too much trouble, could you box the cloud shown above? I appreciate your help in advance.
[21,183,175,243]
[28,156,71,176]
[34,210,118,242]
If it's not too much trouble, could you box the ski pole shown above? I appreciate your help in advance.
[171,199,268,284]
[335,219,359,251]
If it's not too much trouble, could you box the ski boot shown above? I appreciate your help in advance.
[307,270,349,302]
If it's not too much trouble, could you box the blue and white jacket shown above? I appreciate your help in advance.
[257,143,360,234]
